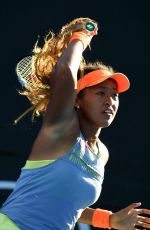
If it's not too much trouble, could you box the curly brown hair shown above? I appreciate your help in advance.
[15,17,115,123]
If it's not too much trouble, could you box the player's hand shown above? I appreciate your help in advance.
[110,202,150,230]
[72,19,98,36]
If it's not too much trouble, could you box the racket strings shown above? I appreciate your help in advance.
[17,56,32,77]
[16,56,49,89]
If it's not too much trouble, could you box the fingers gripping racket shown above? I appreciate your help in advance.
[15,21,97,89]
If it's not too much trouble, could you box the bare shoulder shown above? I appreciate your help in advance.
[98,140,109,166]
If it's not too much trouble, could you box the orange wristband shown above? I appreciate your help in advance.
[92,209,112,229]
[68,32,89,50]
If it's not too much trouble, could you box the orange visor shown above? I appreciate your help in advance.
[77,69,130,94]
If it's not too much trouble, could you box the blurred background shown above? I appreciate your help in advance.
[0,0,149,229]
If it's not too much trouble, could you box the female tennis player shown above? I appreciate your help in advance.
[0,17,150,230]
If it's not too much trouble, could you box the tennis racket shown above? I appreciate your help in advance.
[16,56,40,89]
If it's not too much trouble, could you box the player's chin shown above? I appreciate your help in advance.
[101,119,114,128]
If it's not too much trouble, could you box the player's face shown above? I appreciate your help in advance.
[77,79,119,128]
